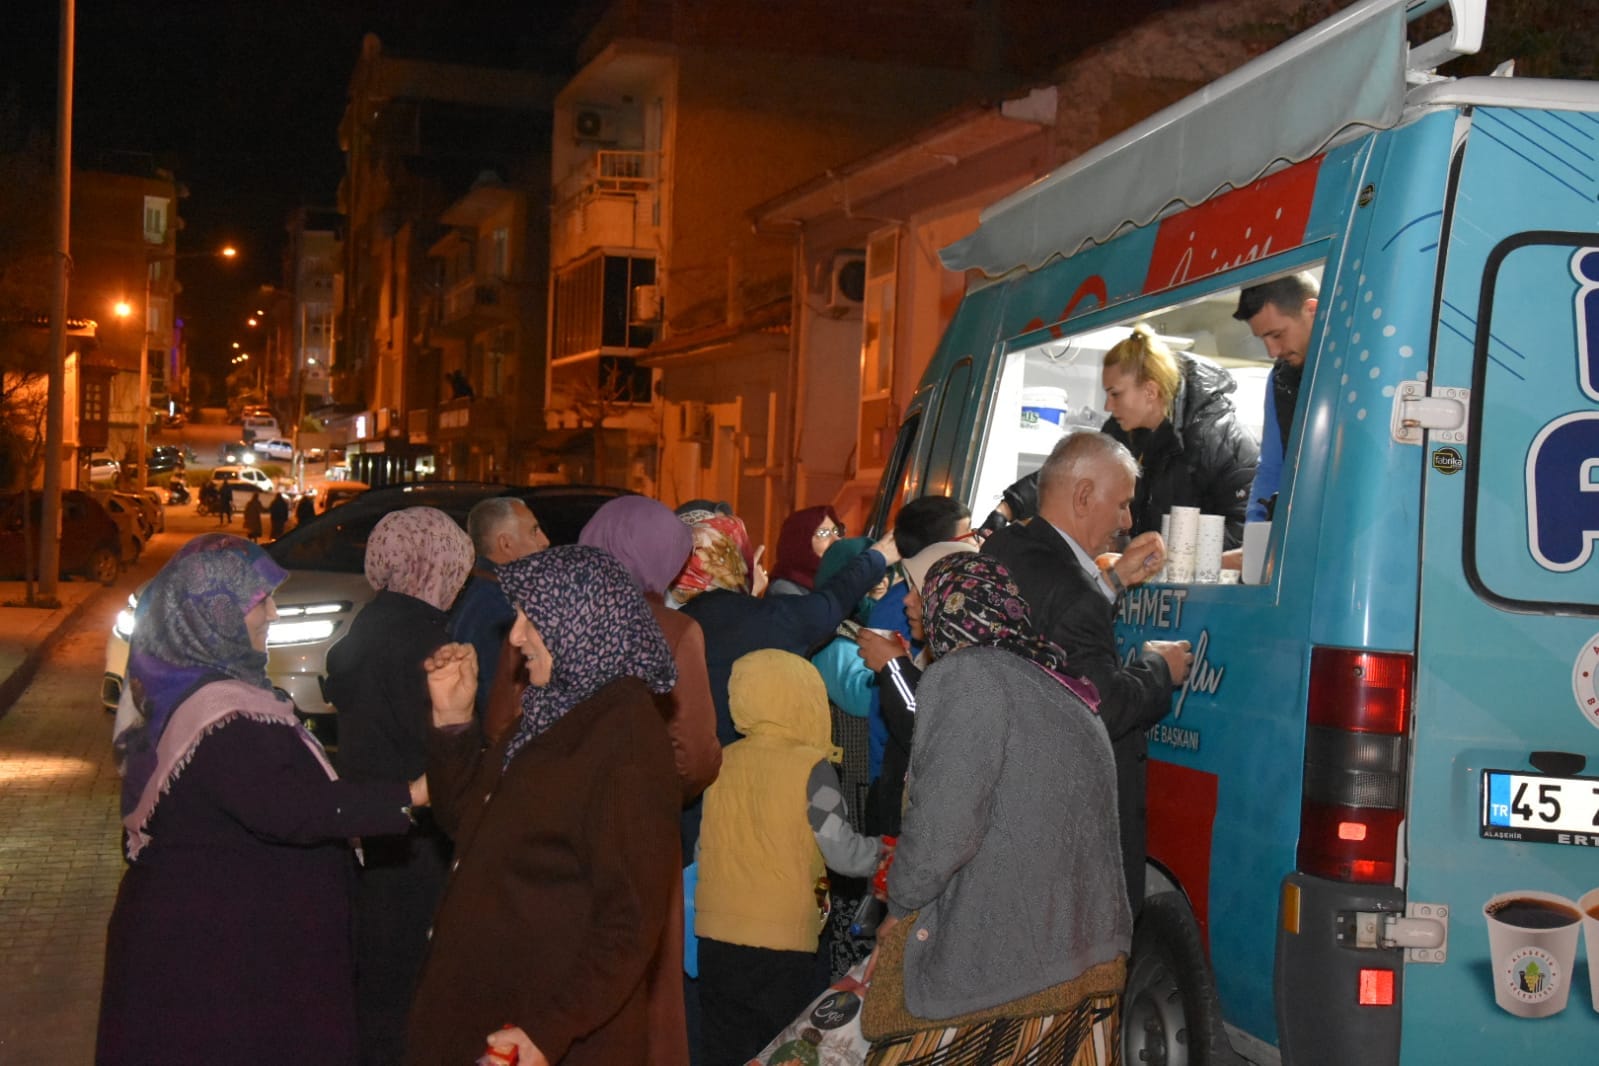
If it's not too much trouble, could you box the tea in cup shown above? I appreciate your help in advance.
[1483,890,1582,1018]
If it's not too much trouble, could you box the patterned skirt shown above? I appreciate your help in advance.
[863,992,1120,1066]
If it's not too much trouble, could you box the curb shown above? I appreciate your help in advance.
[0,588,107,719]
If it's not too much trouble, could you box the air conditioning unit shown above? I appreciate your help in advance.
[573,105,619,144]
[631,284,662,323]
[827,251,866,310]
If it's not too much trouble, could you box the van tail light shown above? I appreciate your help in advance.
[1297,648,1413,884]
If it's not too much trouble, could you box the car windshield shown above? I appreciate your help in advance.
[265,483,628,573]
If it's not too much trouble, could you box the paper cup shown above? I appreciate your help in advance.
[1165,507,1200,584]
[1483,890,1582,1018]
[1581,887,1599,1013]
[1242,521,1271,585]
[1218,569,1240,584]
[1195,514,1226,583]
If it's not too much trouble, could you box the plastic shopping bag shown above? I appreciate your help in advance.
[745,955,872,1066]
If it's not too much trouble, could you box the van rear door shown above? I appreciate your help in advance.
[1405,97,1599,1060]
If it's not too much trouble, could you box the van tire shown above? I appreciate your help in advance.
[85,547,119,586]
[1123,892,1234,1066]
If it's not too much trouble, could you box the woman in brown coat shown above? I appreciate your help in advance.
[410,545,684,1066]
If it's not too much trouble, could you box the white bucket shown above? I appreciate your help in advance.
[1020,386,1070,432]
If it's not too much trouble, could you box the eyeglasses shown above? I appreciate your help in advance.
[814,526,845,540]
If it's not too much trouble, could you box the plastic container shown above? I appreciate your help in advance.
[1019,386,1070,431]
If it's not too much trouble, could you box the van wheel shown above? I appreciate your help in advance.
[1123,892,1233,1066]
[84,547,119,586]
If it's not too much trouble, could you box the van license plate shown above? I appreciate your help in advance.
[1482,770,1599,846]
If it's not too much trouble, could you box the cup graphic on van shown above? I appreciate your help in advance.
[1483,891,1582,1017]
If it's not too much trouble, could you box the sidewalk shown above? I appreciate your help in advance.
[0,580,108,717]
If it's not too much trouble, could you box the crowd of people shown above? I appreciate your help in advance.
[95,277,1327,1065]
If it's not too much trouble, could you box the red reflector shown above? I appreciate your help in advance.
[1359,968,1395,1006]
[1337,821,1368,841]
[1307,648,1413,734]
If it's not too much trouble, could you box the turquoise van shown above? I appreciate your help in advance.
[867,2,1599,1063]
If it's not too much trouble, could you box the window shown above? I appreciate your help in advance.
[491,227,510,277]
[969,272,1323,522]
[551,253,657,359]
[143,197,169,244]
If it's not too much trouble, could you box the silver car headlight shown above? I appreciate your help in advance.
[267,602,350,647]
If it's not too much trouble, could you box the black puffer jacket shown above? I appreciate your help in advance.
[1104,351,1258,548]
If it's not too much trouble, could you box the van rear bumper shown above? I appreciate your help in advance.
[1275,872,1403,1066]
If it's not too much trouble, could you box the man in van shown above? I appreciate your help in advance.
[1234,272,1319,521]
[983,431,1192,909]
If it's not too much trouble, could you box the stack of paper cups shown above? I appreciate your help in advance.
[1155,514,1171,583]
[1196,514,1226,583]
[1165,506,1200,583]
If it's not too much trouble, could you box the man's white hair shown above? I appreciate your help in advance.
[1037,431,1139,507]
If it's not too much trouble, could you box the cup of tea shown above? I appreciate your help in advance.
[1580,887,1599,1013]
[1483,890,1583,1017]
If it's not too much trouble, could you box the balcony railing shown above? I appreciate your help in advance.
[555,151,661,210]
[443,277,505,322]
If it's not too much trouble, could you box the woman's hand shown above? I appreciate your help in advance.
[856,628,908,672]
[750,544,769,597]
[485,1026,547,1066]
[1112,531,1166,588]
[407,774,429,808]
[424,642,478,728]
[870,533,902,567]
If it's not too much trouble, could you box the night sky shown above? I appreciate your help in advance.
[6,1,589,390]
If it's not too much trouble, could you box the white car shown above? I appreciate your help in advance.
[210,465,274,494]
[87,454,121,484]
[255,438,296,462]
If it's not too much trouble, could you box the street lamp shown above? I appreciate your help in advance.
[122,244,238,489]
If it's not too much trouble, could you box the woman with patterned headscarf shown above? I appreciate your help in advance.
[323,506,475,1063]
[861,552,1129,1066]
[409,546,685,1066]
[98,535,422,1065]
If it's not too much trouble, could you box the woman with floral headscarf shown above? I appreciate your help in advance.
[98,535,422,1066]
[861,552,1129,1066]
[409,546,684,1066]
[323,506,475,1063]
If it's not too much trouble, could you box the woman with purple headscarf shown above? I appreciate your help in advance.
[323,506,475,1064]
[409,546,685,1066]
[98,534,421,1065]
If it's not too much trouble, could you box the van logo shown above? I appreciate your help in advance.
[1432,446,1464,475]
[1572,248,1599,402]
[1575,635,1599,730]
[1525,412,1599,572]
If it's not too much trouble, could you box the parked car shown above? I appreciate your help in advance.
[138,488,167,533]
[0,490,122,584]
[86,491,146,564]
[255,437,296,462]
[145,445,185,474]
[86,454,120,485]
[209,465,274,495]
[302,446,326,464]
[101,483,632,743]
[318,481,371,513]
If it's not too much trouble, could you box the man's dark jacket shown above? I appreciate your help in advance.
[983,518,1173,908]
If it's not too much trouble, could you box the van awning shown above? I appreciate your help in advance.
[940,0,1410,276]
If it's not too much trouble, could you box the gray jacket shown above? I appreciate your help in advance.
[887,645,1131,1020]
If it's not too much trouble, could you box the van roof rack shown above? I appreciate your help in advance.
[941,0,1487,277]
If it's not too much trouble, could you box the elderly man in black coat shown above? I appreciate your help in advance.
[983,431,1192,911]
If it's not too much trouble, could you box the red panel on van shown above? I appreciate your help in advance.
[1146,759,1219,945]
[1143,155,1324,295]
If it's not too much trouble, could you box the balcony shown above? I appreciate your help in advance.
[553,151,661,265]
[433,276,511,337]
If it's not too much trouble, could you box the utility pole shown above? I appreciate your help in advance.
[39,0,76,605]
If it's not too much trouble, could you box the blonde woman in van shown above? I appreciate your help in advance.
[980,326,1257,549]
[1098,324,1258,549]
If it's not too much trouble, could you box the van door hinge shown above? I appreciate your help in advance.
[1346,903,1450,963]
[1391,381,1470,446]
